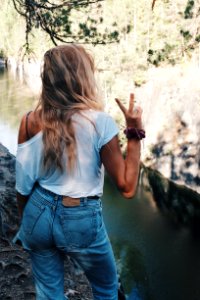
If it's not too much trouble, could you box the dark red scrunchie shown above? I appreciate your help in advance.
[124,127,146,140]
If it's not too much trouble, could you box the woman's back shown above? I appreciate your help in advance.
[16,109,118,197]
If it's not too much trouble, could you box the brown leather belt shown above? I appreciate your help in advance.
[62,195,99,207]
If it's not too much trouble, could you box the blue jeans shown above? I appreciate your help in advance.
[13,185,118,300]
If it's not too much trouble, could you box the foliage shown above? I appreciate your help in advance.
[184,0,195,19]
[0,0,24,58]
[147,44,176,66]
[11,0,121,53]
[0,50,5,59]
[149,0,200,66]
[2,0,199,68]
[1,0,200,95]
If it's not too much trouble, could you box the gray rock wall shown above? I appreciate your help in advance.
[141,164,200,232]
[138,66,200,194]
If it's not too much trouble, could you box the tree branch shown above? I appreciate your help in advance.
[11,0,119,56]
[22,0,104,11]
[152,0,157,10]
[12,0,26,17]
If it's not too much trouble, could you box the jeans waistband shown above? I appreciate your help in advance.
[34,184,100,203]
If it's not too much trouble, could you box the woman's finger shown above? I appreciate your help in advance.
[115,98,127,115]
[128,93,134,112]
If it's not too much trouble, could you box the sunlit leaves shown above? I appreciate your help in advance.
[148,44,176,66]
[11,0,121,51]
[149,0,200,66]
[195,35,200,42]
[184,0,195,19]
[180,29,192,41]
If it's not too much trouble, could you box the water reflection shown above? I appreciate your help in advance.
[0,121,18,154]
[103,177,200,300]
[112,238,152,300]
[0,69,36,154]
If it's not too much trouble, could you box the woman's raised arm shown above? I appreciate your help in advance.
[100,93,143,199]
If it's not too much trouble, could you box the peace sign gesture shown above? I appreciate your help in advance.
[115,93,143,129]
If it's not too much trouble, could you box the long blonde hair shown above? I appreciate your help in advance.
[37,44,103,172]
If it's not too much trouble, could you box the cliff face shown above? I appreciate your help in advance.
[138,66,200,194]
[0,143,35,299]
[141,165,200,232]
[0,143,18,237]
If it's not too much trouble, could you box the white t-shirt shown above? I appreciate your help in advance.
[16,110,119,197]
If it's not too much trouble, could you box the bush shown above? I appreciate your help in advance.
[0,49,5,59]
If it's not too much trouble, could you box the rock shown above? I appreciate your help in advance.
[143,165,200,231]
[0,143,92,300]
[144,114,200,194]
[136,66,200,194]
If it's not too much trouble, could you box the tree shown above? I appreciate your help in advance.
[149,0,200,66]
[11,0,121,54]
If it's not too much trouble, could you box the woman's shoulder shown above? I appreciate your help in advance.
[82,109,112,121]
[18,110,42,145]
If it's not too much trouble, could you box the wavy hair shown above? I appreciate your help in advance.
[37,44,103,172]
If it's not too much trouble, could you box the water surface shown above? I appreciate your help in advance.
[0,68,36,154]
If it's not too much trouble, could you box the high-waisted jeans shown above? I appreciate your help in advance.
[13,185,118,300]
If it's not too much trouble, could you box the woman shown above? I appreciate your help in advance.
[13,44,144,300]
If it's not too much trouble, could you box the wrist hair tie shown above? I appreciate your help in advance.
[124,127,146,140]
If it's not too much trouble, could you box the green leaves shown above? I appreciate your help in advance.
[11,0,121,51]
[195,35,200,42]
[180,29,192,40]
[184,0,195,19]
[148,0,200,66]
[148,44,176,67]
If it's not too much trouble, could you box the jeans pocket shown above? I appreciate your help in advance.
[60,208,98,249]
[22,199,45,235]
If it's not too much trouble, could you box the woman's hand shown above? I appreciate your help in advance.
[100,92,142,199]
[115,93,143,129]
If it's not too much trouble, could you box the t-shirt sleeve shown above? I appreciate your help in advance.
[97,113,119,151]
[15,144,40,195]
[16,162,35,195]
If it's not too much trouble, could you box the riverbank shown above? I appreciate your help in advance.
[0,143,93,300]
[142,165,200,232]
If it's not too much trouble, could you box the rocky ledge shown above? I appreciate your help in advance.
[0,143,92,300]
[138,66,200,195]
[142,164,200,232]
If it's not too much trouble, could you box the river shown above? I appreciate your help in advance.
[1,68,200,300]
